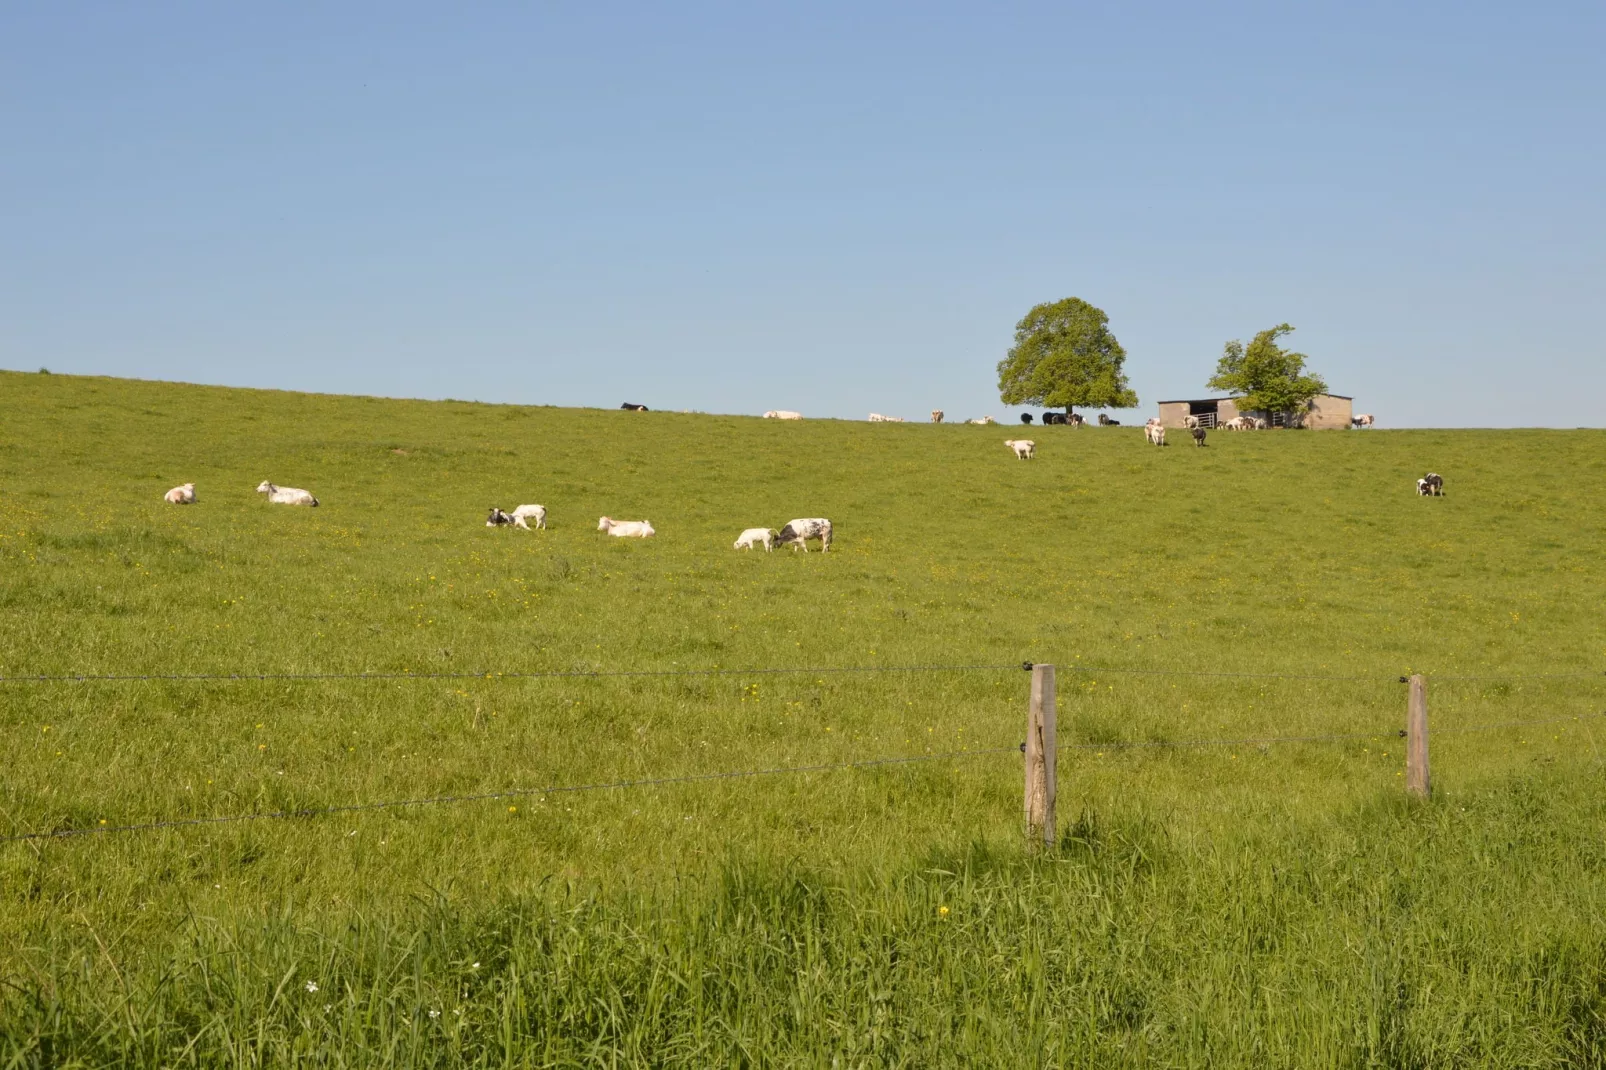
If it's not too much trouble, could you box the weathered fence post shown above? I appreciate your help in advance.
[1025,663,1057,848]
[1406,673,1430,798]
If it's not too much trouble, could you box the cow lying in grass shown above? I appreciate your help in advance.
[164,483,196,504]
[257,481,318,506]
[598,517,655,537]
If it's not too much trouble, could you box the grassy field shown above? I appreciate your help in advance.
[2,368,1605,1066]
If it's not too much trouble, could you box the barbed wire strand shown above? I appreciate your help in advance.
[0,664,1020,685]
[0,746,1021,845]
[4,663,1596,685]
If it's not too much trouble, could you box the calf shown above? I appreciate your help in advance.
[487,507,516,526]
[930,410,945,423]
[1020,413,1034,424]
[966,416,996,425]
[1182,414,1202,429]
[511,504,547,529]
[1417,473,1444,497]
[1003,438,1036,460]
[1191,427,1208,447]
[733,527,776,552]
[163,483,196,504]
[1144,420,1166,446]
[763,410,804,420]
[776,517,832,552]
[1222,416,1250,431]
[1098,413,1121,426]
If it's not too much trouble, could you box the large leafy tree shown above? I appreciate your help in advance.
[1207,324,1328,422]
[996,297,1137,414]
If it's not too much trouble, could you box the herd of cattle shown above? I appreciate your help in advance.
[158,409,1431,553]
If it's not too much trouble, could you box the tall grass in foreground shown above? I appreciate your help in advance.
[6,771,1606,1067]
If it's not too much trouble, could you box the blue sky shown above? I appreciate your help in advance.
[3,3,1601,426]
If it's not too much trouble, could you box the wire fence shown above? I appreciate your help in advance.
[2,658,1601,845]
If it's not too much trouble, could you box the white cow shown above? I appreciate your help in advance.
[1222,417,1252,431]
[733,527,777,552]
[930,410,945,424]
[868,413,906,422]
[776,517,832,552]
[598,517,655,537]
[163,483,196,504]
[763,410,804,420]
[1144,420,1166,446]
[967,416,996,425]
[510,504,547,530]
[1251,417,1268,430]
[1182,414,1202,429]
[1003,438,1036,460]
[256,481,318,506]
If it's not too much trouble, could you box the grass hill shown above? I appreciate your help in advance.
[3,370,1605,1065]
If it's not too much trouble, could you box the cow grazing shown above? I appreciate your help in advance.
[256,481,318,506]
[776,517,832,552]
[763,410,804,420]
[733,527,777,552]
[487,507,515,526]
[1191,427,1208,447]
[620,402,648,411]
[1098,413,1121,426]
[931,410,945,423]
[1417,473,1444,497]
[511,504,547,529]
[1353,414,1375,428]
[598,517,655,537]
[164,483,196,504]
[1004,438,1036,460]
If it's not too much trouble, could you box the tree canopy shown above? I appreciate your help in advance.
[996,297,1137,412]
[1207,324,1328,420]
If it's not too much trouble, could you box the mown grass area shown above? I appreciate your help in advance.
[2,369,1604,1066]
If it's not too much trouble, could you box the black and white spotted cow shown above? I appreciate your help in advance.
[776,517,833,552]
[1417,473,1444,496]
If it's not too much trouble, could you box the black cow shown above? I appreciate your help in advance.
[1417,472,1444,496]
[486,507,516,526]
[1020,413,1034,424]
[1098,413,1121,426]
[620,402,648,411]
[1192,427,1208,447]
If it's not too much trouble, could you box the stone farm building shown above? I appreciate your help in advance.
[1154,393,1353,430]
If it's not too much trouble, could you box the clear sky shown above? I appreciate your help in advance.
[3,3,1602,426]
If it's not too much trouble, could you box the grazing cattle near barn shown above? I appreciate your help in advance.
[764,410,804,420]
[1353,414,1375,428]
[598,517,655,537]
[163,483,196,504]
[510,504,547,530]
[1182,414,1202,429]
[256,481,318,506]
[733,527,777,552]
[931,410,944,423]
[1003,439,1036,460]
[1417,473,1444,497]
[1222,416,1250,431]
[776,517,832,552]
[1191,427,1208,447]
[620,403,648,411]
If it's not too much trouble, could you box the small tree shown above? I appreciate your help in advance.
[1207,324,1327,425]
[997,297,1137,415]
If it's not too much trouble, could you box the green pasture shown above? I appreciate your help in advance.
[2,369,1604,1066]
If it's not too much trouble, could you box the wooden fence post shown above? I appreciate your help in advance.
[1025,663,1057,848]
[1406,673,1430,798]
